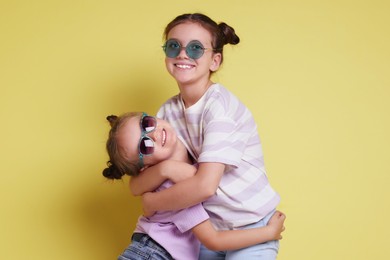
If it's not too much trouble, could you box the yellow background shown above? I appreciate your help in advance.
[1,0,389,259]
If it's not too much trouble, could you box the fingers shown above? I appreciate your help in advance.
[275,210,286,221]
[278,227,285,240]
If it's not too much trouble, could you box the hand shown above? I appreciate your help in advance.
[267,210,286,240]
[141,192,156,217]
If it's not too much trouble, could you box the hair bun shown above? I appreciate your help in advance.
[102,161,124,180]
[106,115,118,127]
[219,22,240,45]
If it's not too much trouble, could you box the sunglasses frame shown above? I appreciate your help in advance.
[138,112,157,168]
[162,39,214,60]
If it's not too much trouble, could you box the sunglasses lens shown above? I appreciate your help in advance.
[139,137,154,155]
[186,40,205,59]
[164,39,181,58]
[141,116,157,132]
[163,39,206,59]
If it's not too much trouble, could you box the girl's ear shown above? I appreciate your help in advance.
[210,53,222,72]
[139,165,150,172]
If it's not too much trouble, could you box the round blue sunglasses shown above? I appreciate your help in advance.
[162,39,214,60]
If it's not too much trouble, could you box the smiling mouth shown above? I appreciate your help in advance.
[175,64,194,69]
[162,129,166,146]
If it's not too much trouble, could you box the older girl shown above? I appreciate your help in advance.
[132,13,282,259]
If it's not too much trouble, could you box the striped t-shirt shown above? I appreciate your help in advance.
[157,83,280,229]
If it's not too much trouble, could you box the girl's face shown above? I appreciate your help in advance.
[164,22,221,86]
[117,115,179,167]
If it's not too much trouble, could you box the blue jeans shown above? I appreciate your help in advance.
[199,210,280,260]
[118,233,173,260]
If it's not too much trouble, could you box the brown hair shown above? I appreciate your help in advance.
[163,13,240,65]
[102,112,142,180]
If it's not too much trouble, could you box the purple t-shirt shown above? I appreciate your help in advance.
[134,180,209,260]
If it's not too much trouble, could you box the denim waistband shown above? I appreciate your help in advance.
[131,233,149,242]
[130,233,173,259]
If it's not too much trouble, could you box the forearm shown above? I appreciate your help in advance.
[143,162,224,212]
[207,226,275,251]
[194,221,275,251]
[143,174,214,211]
[129,165,166,196]
[130,160,197,196]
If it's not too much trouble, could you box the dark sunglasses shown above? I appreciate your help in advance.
[162,39,213,60]
[138,112,157,168]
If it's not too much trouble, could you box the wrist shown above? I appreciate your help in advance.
[263,225,275,241]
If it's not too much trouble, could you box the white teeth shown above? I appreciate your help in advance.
[162,130,166,146]
[176,64,192,69]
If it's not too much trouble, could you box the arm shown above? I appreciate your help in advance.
[142,162,225,216]
[192,211,286,251]
[129,160,197,196]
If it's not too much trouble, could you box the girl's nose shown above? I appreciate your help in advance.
[177,47,188,58]
[147,128,159,142]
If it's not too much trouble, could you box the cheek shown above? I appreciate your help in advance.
[148,149,172,166]
[165,58,172,68]
[143,153,164,167]
[165,60,174,75]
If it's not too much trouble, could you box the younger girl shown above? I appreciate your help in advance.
[103,112,285,260]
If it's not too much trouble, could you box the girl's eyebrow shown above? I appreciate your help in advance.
[167,38,208,45]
